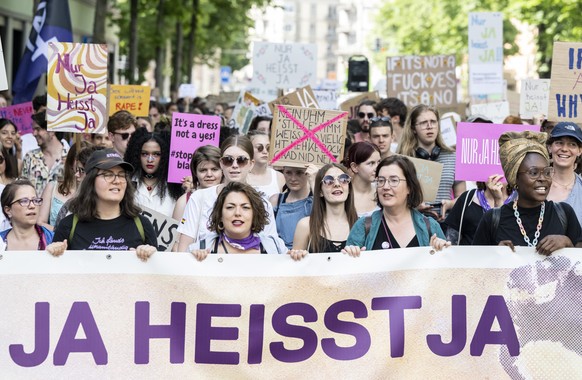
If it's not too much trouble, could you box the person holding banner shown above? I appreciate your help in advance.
[189,182,287,258]
[0,179,53,250]
[473,131,582,255]
[342,155,449,257]
[342,142,381,217]
[246,130,284,198]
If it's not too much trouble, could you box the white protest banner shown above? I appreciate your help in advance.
[468,12,503,96]
[139,206,179,252]
[178,84,197,98]
[470,101,510,124]
[1,249,580,377]
[268,85,319,113]
[405,155,443,202]
[254,103,272,118]
[439,116,457,148]
[0,39,8,91]
[520,79,550,119]
[386,55,456,107]
[313,89,339,110]
[251,42,317,89]
[548,42,582,123]
[245,85,278,103]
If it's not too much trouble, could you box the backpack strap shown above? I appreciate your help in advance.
[553,202,568,232]
[134,216,145,243]
[69,214,79,242]
[273,192,285,218]
[457,189,476,245]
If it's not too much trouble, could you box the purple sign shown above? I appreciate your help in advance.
[168,112,220,183]
[455,122,540,181]
[0,102,34,134]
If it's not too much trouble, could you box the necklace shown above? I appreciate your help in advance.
[513,199,545,247]
[143,177,158,191]
[552,175,575,190]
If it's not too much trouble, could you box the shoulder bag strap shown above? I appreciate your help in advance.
[457,189,476,245]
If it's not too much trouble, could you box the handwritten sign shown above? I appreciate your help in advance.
[386,55,456,107]
[227,91,262,134]
[140,206,179,252]
[468,12,503,96]
[0,102,34,135]
[339,92,380,119]
[270,105,347,167]
[470,101,510,124]
[245,85,278,103]
[251,42,317,89]
[404,156,443,202]
[313,89,339,110]
[268,85,319,113]
[440,116,457,148]
[0,39,7,91]
[455,122,539,181]
[519,79,550,119]
[168,112,220,183]
[47,42,108,133]
[108,85,150,116]
[548,42,582,122]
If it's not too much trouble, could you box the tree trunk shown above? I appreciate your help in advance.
[172,15,184,96]
[92,0,108,43]
[128,0,138,84]
[154,0,166,93]
[186,0,199,83]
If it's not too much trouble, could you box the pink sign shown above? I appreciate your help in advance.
[168,112,220,183]
[455,122,540,181]
[0,102,34,134]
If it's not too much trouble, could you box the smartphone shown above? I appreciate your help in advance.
[425,201,442,207]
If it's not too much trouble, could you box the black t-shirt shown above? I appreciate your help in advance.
[472,201,582,247]
[444,190,485,245]
[373,216,419,249]
[53,214,157,250]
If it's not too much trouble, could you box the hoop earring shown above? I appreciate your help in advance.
[218,222,224,231]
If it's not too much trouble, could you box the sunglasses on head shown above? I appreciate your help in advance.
[358,112,375,119]
[255,144,270,153]
[220,155,250,167]
[370,116,391,123]
[113,131,133,140]
[321,173,351,186]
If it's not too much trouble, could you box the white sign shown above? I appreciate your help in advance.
[313,90,339,110]
[178,84,197,98]
[251,42,317,89]
[470,101,510,124]
[520,79,550,119]
[0,39,7,91]
[440,116,457,148]
[468,12,503,96]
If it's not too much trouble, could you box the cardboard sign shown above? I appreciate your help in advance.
[0,39,7,91]
[520,79,550,119]
[108,85,151,116]
[227,91,262,134]
[548,42,582,122]
[0,102,34,135]
[178,83,196,98]
[168,112,220,183]
[470,101,510,124]
[339,92,381,119]
[405,155,443,202]
[270,105,347,167]
[468,12,503,96]
[439,116,457,148]
[47,42,108,133]
[140,206,179,252]
[455,122,540,181]
[268,85,319,113]
[251,42,317,89]
[386,55,456,107]
[313,89,339,110]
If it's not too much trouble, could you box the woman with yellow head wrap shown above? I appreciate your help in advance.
[473,130,582,255]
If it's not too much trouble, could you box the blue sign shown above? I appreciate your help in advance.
[220,66,232,85]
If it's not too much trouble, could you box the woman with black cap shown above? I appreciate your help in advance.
[46,149,157,260]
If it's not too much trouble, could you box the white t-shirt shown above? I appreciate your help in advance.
[134,181,176,219]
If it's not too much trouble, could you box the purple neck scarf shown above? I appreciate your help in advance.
[476,189,517,212]
[221,232,261,251]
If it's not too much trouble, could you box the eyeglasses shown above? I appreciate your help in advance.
[517,166,554,180]
[370,116,391,123]
[0,156,4,164]
[376,176,406,188]
[220,155,250,167]
[254,144,270,153]
[415,119,439,130]
[11,197,43,207]
[97,171,128,183]
[113,131,133,140]
[75,166,85,175]
[141,151,162,160]
[358,112,375,119]
[321,173,351,186]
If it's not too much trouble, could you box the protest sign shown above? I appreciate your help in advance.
[439,116,457,148]
[0,102,34,135]
[108,85,151,116]
[227,91,262,134]
[4,248,578,377]
[46,42,108,133]
[168,112,220,183]
[216,91,240,105]
[519,79,550,119]
[455,122,539,181]
[548,42,582,123]
[270,105,347,167]
[0,39,7,91]
[468,12,503,96]
[386,55,456,107]
[313,89,339,110]
[251,42,317,89]
[245,85,279,103]
[405,155,443,201]
[470,101,510,124]
[339,92,380,119]
[253,103,272,118]
[139,206,179,252]
[268,85,319,113]
[178,84,196,98]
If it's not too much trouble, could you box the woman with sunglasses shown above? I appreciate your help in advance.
[246,130,284,199]
[342,141,381,217]
[0,179,54,250]
[46,149,157,260]
[124,128,183,218]
[341,156,449,257]
[290,164,358,257]
[177,135,278,251]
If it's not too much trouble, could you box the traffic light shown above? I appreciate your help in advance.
[347,55,369,92]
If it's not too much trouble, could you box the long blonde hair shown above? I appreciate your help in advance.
[397,104,454,157]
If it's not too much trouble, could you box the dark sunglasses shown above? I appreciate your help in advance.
[358,112,375,119]
[321,173,351,186]
[113,131,133,140]
[220,155,250,167]
[255,144,270,153]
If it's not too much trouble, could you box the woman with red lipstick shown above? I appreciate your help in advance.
[246,130,284,198]
[0,179,53,250]
[473,131,582,255]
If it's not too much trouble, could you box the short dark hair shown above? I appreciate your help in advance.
[358,100,377,110]
[190,145,222,187]
[32,94,47,112]
[369,117,393,134]
[342,141,380,169]
[376,155,423,208]
[107,110,138,133]
[379,98,407,125]
[207,182,269,234]
[1,179,36,219]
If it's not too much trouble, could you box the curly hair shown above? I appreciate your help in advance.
[123,127,183,201]
[397,104,454,157]
[207,181,269,234]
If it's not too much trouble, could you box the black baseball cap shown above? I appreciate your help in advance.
[84,148,134,173]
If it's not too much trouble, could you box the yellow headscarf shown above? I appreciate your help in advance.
[498,130,549,187]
